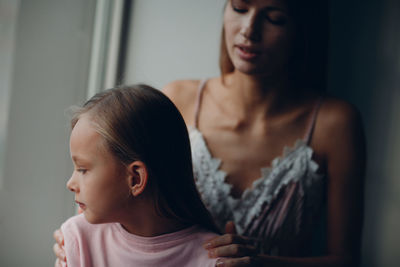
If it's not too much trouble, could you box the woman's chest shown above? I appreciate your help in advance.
[190,127,325,234]
[199,128,309,198]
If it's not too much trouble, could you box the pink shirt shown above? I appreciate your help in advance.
[61,214,218,267]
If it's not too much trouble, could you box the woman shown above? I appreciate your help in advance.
[55,0,365,266]
[163,0,365,266]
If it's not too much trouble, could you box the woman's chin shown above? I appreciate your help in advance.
[233,60,271,76]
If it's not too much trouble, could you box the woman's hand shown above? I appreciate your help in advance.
[204,221,259,266]
[53,229,66,267]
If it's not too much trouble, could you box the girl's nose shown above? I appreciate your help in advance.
[240,11,262,42]
[66,174,79,193]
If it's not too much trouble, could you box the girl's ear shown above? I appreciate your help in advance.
[126,161,148,197]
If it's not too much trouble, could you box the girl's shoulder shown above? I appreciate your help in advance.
[61,214,95,236]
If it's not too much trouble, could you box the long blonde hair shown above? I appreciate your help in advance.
[71,84,220,233]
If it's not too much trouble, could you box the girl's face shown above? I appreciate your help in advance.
[224,0,294,75]
[67,115,131,224]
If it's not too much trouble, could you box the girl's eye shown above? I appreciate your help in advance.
[77,169,87,174]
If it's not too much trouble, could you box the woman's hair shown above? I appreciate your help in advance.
[220,0,330,92]
[71,84,219,234]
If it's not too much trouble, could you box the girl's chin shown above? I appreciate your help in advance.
[83,211,115,225]
[83,212,101,224]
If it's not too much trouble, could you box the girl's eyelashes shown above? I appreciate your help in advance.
[77,168,87,174]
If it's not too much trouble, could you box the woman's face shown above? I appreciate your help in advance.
[224,0,294,76]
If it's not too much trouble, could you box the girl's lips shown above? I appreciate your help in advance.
[75,200,86,210]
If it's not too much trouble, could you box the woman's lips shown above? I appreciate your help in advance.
[236,45,262,60]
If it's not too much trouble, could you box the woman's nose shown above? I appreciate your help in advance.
[66,173,79,193]
[240,12,262,41]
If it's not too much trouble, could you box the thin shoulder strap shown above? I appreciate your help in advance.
[303,97,323,145]
[194,79,208,128]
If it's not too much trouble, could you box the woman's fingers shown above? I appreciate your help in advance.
[53,229,66,262]
[54,258,65,267]
[225,221,237,234]
[53,229,64,246]
[53,242,66,261]
[203,231,259,259]
[215,256,257,267]
[204,234,250,249]
[208,244,257,258]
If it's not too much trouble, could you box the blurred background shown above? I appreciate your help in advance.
[0,0,399,266]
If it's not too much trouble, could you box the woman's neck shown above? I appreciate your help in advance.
[220,71,299,120]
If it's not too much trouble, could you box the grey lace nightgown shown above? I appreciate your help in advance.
[190,80,326,257]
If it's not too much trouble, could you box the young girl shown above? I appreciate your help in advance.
[60,84,219,267]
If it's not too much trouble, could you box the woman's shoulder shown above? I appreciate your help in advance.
[314,96,364,155]
[317,96,363,131]
[163,79,200,101]
[162,79,208,126]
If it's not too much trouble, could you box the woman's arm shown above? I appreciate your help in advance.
[205,99,366,267]
[319,99,365,265]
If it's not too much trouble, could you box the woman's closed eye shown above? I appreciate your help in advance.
[230,1,288,26]
[231,0,248,13]
[233,6,247,13]
[265,11,288,25]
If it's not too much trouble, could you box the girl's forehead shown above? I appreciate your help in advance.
[70,117,102,149]
[70,119,109,163]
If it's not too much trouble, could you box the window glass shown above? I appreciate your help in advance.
[0,0,19,188]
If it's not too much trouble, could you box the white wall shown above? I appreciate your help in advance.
[124,1,400,266]
[0,1,95,266]
[124,0,225,89]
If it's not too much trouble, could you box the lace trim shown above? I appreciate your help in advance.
[189,126,323,233]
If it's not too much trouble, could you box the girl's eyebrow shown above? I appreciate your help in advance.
[71,155,89,165]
